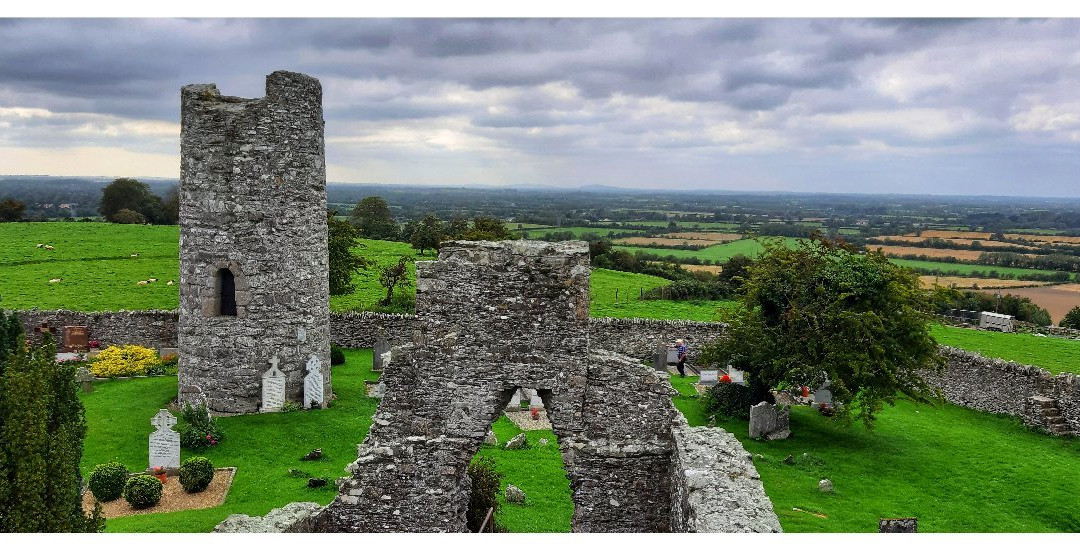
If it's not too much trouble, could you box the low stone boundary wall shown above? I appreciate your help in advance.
[14,309,180,349]
[668,417,782,533]
[11,309,728,363]
[928,346,1080,435]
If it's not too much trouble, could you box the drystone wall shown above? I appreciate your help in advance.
[13,309,726,363]
[178,70,331,414]
[926,346,1080,435]
[668,418,782,533]
[13,309,179,349]
[315,240,681,533]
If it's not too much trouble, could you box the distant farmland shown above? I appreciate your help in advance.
[887,258,1062,279]
[614,237,802,263]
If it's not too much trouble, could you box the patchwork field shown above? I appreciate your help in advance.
[615,237,803,263]
[872,245,1026,261]
[887,258,1060,279]
[874,236,1037,249]
[916,229,1080,245]
[515,226,644,239]
[679,264,724,274]
[918,276,1051,290]
[662,232,743,242]
[983,284,1080,325]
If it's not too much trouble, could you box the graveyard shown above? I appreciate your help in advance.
[4,68,1080,535]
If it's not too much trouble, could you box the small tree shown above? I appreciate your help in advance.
[445,217,470,240]
[378,255,412,307]
[701,236,943,428]
[1061,306,1080,330]
[0,313,104,532]
[411,215,443,255]
[111,208,147,225]
[327,211,368,296]
[99,178,165,224]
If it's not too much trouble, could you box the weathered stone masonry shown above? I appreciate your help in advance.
[177,71,331,414]
[315,240,682,532]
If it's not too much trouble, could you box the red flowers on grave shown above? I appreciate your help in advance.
[801,386,810,398]
[89,340,101,349]
[205,433,218,446]
[719,374,732,384]
[530,407,540,421]
[151,466,168,483]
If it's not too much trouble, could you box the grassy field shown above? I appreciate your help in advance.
[888,258,1062,279]
[930,324,1080,374]
[614,237,802,263]
[327,238,436,312]
[671,382,1080,532]
[0,222,181,311]
[590,268,735,321]
[80,348,571,532]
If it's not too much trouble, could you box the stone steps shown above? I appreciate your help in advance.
[1032,396,1075,437]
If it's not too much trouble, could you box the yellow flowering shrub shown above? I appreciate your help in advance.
[89,345,159,378]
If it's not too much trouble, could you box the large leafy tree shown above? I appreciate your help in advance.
[702,236,943,428]
[410,215,443,254]
[0,313,104,532]
[327,211,368,296]
[349,196,399,240]
[99,178,165,224]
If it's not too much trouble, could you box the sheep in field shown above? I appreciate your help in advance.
[136,280,149,286]
[48,278,62,284]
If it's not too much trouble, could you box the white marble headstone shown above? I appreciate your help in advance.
[303,355,325,409]
[529,392,544,409]
[813,387,833,405]
[728,368,746,385]
[698,370,719,386]
[148,409,180,469]
[261,355,286,413]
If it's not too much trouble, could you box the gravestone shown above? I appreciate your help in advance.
[159,347,180,359]
[372,329,390,373]
[304,355,325,409]
[652,346,667,371]
[148,409,180,470]
[728,368,746,385]
[76,367,94,394]
[506,388,524,411]
[261,355,286,413]
[529,392,544,409]
[748,402,777,439]
[813,386,832,405]
[63,326,89,353]
[879,517,918,533]
[698,370,719,386]
[667,348,678,364]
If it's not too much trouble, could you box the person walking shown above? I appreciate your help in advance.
[675,338,688,377]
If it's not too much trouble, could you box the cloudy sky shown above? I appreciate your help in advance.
[1,17,1079,196]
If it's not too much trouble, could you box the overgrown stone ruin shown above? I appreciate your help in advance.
[177,71,331,414]
[316,240,683,532]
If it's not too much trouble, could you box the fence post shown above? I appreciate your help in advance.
[615,288,619,303]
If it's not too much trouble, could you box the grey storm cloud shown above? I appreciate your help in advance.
[1,18,1079,196]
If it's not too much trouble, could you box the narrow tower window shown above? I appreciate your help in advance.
[217,268,237,316]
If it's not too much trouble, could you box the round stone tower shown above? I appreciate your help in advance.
[177,71,331,414]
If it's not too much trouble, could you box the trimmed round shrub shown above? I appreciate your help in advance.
[330,343,346,366]
[702,381,772,420]
[88,461,129,502]
[123,475,163,509]
[179,457,215,493]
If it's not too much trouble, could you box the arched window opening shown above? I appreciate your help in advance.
[217,268,237,316]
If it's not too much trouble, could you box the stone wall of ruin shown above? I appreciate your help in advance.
[13,309,179,349]
[668,418,782,533]
[316,240,682,532]
[177,71,331,414]
[925,346,1080,435]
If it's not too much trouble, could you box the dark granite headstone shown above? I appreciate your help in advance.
[652,346,667,371]
[63,326,90,352]
[878,517,918,533]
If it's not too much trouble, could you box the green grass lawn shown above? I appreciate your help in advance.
[614,237,802,263]
[887,258,1062,279]
[327,238,436,312]
[930,324,1080,374]
[590,268,736,321]
[79,348,571,532]
[1,222,181,310]
[673,386,1080,532]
